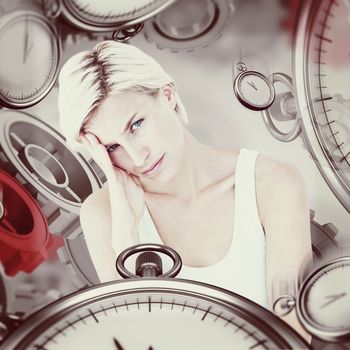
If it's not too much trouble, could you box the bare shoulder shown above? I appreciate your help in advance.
[255,153,308,225]
[255,153,305,190]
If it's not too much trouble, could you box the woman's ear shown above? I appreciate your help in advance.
[161,84,177,110]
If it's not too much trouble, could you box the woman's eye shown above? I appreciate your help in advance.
[106,144,119,153]
[131,118,144,132]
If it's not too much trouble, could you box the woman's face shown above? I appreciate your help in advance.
[83,87,185,182]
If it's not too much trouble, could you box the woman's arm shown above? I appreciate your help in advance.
[79,187,139,283]
[256,155,313,343]
[79,133,145,282]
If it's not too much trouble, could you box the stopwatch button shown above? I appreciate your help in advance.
[136,251,163,277]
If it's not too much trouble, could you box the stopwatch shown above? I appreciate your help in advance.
[274,255,350,344]
[54,0,175,32]
[0,244,308,349]
[298,256,350,342]
[233,62,275,111]
[293,0,350,212]
[0,10,61,109]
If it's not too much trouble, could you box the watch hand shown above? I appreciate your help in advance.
[23,16,28,63]
[320,292,346,308]
[23,16,33,64]
[113,337,125,350]
[247,81,258,91]
[24,43,34,64]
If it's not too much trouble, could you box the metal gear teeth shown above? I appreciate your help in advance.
[58,21,107,52]
[0,110,101,287]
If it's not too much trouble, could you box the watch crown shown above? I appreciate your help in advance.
[136,252,163,277]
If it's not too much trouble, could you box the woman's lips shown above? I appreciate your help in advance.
[142,154,165,176]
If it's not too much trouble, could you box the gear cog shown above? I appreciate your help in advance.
[0,110,101,287]
[143,0,234,52]
[310,209,341,261]
[0,170,63,276]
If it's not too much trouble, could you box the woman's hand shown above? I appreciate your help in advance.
[81,133,145,245]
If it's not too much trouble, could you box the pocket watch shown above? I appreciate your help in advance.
[49,0,176,32]
[297,256,350,343]
[0,244,308,349]
[274,255,350,343]
[233,60,301,142]
[233,62,275,111]
[0,10,61,109]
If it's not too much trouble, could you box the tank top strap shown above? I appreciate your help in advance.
[234,148,265,244]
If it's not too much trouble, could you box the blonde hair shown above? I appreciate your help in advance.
[58,40,188,151]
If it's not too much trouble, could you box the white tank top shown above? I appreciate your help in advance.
[138,148,268,308]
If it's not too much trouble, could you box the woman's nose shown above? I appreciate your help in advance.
[125,144,149,168]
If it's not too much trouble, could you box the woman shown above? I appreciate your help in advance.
[58,40,312,340]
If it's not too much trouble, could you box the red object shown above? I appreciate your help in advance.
[281,0,301,34]
[0,170,63,276]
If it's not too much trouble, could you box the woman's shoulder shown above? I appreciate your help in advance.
[255,152,304,187]
[207,147,304,189]
[254,152,308,223]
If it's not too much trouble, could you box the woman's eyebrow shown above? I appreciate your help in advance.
[103,112,138,148]
[122,112,138,134]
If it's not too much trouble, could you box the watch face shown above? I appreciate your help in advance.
[234,70,275,111]
[2,279,308,349]
[298,257,350,342]
[294,0,350,211]
[0,11,60,108]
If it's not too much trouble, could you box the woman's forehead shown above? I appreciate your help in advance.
[84,93,152,134]
[98,92,154,118]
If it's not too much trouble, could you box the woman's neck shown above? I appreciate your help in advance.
[141,130,219,202]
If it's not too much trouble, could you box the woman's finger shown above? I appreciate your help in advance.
[84,132,100,146]
[81,132,136,188]
[80,133,96,154]
[81,132,113,174]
